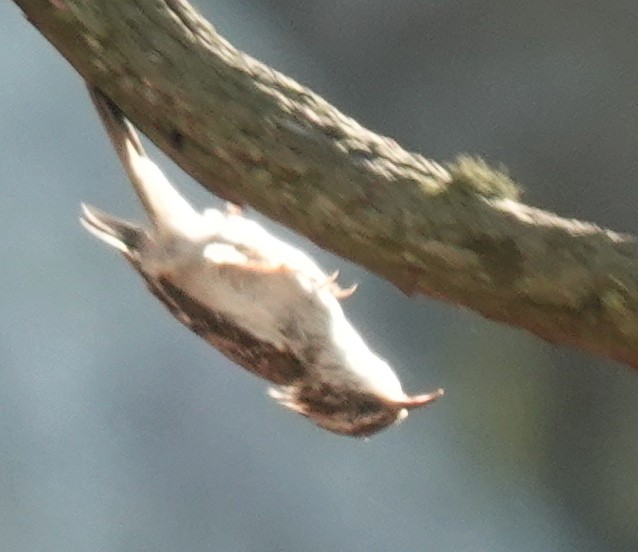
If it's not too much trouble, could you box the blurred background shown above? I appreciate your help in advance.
[2,1,638,551]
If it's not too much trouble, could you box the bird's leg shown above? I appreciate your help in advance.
[318,270,358,299]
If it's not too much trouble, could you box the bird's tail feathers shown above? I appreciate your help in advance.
[88,87,205,239]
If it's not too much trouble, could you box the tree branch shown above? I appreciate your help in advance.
[13,0,638,368]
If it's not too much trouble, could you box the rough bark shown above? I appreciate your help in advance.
[12,0,638,368]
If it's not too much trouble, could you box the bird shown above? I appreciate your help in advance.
[80,87,443,437]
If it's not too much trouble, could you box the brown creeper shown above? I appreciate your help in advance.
[80,88,443,437]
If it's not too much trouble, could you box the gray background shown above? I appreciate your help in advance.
[2,1,638,551]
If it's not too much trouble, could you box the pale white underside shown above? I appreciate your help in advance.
[83,92,408,403]
[139,206,407,402]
